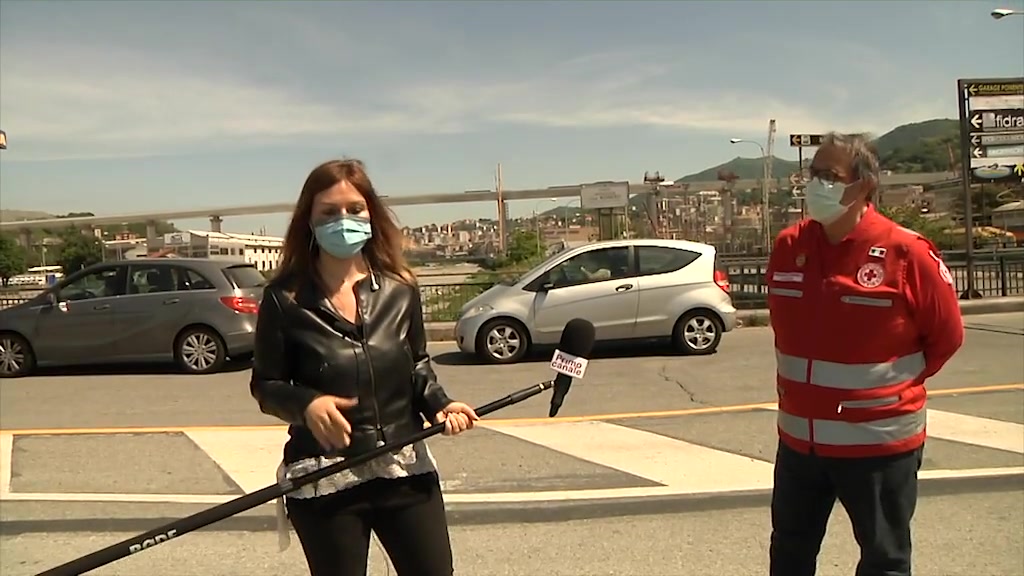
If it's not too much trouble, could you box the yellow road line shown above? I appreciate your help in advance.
[2,383,1021,436]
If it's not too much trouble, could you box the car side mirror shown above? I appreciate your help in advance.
[45,291,70,311]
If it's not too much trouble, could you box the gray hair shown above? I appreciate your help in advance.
[821,131,880,183]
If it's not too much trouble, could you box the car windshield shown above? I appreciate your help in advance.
[223,265,267,288]
[511,248,576,283]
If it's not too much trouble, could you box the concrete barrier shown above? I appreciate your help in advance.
[423,297,1024,342]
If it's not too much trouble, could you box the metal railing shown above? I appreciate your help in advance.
[3,255,1023,322]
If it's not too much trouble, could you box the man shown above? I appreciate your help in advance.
[766,132,964,576]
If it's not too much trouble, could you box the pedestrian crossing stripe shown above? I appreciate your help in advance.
[1,407,1021,504]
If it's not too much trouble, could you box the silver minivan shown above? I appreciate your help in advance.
[454,238,737,364]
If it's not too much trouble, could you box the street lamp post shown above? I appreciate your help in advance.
[532,198,556,253]
[729,138,771,253]
[991,8,1024,19]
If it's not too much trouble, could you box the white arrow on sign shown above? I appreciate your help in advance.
[970,114,983,129]
[971,134,980,145]
[972,147,984,159]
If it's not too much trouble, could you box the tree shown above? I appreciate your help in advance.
[505,230,545,266]
[878,135,957,174]
[0,234,28,286]
[54,228,103,273]
[878,205,949,247]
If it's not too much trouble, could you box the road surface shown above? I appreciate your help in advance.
[1,313,1022,430]
[1,312,1021,575]
[4,490,1022,576]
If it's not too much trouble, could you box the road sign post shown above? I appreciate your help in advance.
[789,134,823,219]
[580,182,629,241]
[789,134,823,148]
[956,77,1024,299]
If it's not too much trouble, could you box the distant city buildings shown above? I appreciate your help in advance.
[103,229,285,272]
[15,181,1021,277]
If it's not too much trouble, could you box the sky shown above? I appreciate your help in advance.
[1,0,1023,236]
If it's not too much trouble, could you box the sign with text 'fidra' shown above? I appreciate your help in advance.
[550,349,589,379]
[957,77,1024,185]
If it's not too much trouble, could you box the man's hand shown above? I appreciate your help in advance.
[303,395,359,451]
[435,401,480,436]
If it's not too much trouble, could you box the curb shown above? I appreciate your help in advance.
[424,296,1024,341]
[2,469,1020,534]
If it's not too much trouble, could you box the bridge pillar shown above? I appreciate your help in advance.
[145,220,158,246]
[209,215,223,233]
[18,229,31,248]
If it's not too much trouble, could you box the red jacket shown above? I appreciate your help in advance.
[766,206,964,458]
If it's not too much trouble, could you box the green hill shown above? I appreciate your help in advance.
[874,119,959,173]
[676,156,802,184]
[873,119,958,157]
[671,118,961,184]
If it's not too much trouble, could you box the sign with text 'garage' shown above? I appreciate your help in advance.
[957,77,1024,185]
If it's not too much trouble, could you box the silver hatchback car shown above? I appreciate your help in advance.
[455,238,737,364]
[0,258,265,377]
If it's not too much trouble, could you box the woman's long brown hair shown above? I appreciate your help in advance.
[274,159,415,290]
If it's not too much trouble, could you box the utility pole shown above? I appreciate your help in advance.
[763,119,777,254]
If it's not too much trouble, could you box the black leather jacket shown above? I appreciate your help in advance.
[249,269,453,465]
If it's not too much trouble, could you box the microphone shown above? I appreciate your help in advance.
[548,318,596,417]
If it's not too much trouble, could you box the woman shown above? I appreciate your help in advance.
[249,158,479,576]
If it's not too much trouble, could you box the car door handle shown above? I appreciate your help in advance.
[615,284,634,292]
[93,304,110,311]
[163,298,180,305]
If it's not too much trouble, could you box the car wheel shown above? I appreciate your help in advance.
[0,333,36,378]
[175,326,227,374]
[672,310,723,356]
[476,319,529,364]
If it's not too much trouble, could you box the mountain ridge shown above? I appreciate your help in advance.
[674,118,960,183]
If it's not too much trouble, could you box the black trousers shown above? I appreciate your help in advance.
[769,441,923,576]
[285,472,454,576]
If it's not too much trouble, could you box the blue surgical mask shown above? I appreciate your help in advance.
[804,178,852,225]
[312,215,373,259]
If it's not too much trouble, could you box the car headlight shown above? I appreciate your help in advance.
[459,304,493,320]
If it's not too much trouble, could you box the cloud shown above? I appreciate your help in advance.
[0,38,950,163]
[0,43,444,162]
[386,52,877,137]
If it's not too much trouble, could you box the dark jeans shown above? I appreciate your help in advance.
[769,441,924,576]
[286,472,454,576]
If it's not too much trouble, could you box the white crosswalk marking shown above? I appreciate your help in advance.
[924,410,1024,454]
[2,403,1022,504]
[185,429,289,493]
[485,420,775,493]
[0,433,13,496]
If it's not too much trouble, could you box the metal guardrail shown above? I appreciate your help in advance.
[3,256,1023,322]
[722,257,1024,310]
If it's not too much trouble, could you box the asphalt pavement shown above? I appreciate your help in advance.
[4,491,1022,576]
[1,313,1022,430]
[0,312,1021,575]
